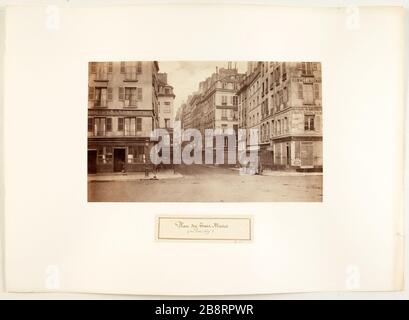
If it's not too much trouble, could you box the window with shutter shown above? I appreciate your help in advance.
[120,62,126,73]
[88,86,95,101]
[107,87,113,101]
[137,88,143,101]
[137,62,142,73]
[119,87,125,101]
[108,62,113,73]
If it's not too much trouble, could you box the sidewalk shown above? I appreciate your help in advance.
[261,169,322,177]
[202,164,322,176]
[88,169,183,182]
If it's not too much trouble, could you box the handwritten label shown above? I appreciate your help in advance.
[156,217,252,241]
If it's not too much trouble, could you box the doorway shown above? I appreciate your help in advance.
[286,144,291,166]
[114,148,126,172]
[88,150,97,174]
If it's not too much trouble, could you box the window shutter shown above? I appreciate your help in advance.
[136,118,142,131]
[119,87,125,101]
[297,84,303,99]
[90,62,97,74]
[120,62,126,73]
[137,62,142,73]
[108,62,113,73]
[106,118,112,131]
[314,84,320,99]
[137,88,143,100]
[88,86,95,100]
[315,115,321,132]
[88,118,93,132]
[107,87,113,101]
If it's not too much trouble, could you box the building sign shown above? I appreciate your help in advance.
[88,109,153,117]
[291,77,321,84]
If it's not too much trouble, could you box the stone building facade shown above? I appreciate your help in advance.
[87,61,160,173]
[238,61,323,171]
[180,64,245,164]
[157,73,175,129]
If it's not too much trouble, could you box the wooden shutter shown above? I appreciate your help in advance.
[137,88,142,101]
[90,62,97,74]
[107,87,113,101]
[119,87,125,101]
[108,62,113,73]
[106,118,112,131]
[314,83,320,99]
[88,86,95,100]
[315,115,321,132]
[136,118,142,131]
[120,62,126,73]
[297,84,303,99]
[88,118,93,132]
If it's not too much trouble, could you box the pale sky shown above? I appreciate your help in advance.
[158,61,248,119]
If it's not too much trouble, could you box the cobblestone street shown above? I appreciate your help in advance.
[88,165,322,202]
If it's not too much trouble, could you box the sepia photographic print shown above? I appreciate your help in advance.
[87,61,323,202]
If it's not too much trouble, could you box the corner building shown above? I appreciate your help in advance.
[87,61,160,173]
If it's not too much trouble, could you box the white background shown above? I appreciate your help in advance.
[0,0,408,299]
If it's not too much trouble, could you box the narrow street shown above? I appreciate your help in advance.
[88,165,322,202]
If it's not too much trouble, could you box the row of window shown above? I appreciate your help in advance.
[258,115,316,141]
[219,109,237,121]
[88,87,143,107]
[89,62,143,80]
[88,117,143,136]
[95,145,146,164]
[220,95,239,106]
[250,83,321,121]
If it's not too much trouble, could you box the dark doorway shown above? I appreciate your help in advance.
[286,144,291,166]
[88,150,97,174]
[114,148,126,172]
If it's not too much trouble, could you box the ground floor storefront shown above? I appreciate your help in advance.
[88,137,155,174]
[260,136,323,172]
